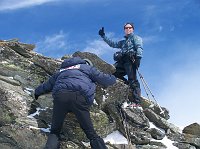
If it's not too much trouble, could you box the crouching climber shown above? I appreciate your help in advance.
[34,57,116,149]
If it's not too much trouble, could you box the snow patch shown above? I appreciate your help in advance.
[103,130,128,144]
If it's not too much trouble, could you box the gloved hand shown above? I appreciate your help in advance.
[98,27,105,37]
[128,51,135,60]
[134,57,141,68]
[113,51,123,61]
[34,93,39,100]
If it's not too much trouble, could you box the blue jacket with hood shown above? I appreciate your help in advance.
[35,57,116,105]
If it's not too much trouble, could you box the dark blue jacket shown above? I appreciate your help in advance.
[35,57,116,104]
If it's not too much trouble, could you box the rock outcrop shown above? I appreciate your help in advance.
[0,39,200,149]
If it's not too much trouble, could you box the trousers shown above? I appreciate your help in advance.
[113,58,141,104]
[50,90,107,149]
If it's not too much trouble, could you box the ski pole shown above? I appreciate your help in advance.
[136,69,165,115]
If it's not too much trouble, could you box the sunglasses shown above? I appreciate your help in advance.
[125,27,133,29]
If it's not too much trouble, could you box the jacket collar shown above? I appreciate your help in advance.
[124,33,134,39]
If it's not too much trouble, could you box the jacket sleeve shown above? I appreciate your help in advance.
[35,73,58,96]
[89,67,116,88]
[103,36,122,48]
[134,35,143,58]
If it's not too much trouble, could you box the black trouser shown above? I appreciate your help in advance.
[50,90,107,149]
[113,58,141,103]
[113,58,137,82]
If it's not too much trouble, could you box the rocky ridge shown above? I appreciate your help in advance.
[0,39,200,149]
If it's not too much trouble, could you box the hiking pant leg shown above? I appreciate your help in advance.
[72,93,98,139]
[50,98,68,136]
[44,134,59,149]
[72,93,107,149]
[129,80,141,104]
[124,61,141,103]
[113,61,128,84]
[90,137,107,149]
[123,61,137,81]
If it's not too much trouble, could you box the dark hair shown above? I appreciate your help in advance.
[124,22,134,30]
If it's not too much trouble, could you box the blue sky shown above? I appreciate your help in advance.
[1,0,200,127]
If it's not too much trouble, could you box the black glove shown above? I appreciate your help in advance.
[98,27,105,37]
[134,57,141,68]
[113,51,123,61]
[128,51,135,60]
[34,93,39,100]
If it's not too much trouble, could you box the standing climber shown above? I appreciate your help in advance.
[98,22,143,106]
[34,57,116,149]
